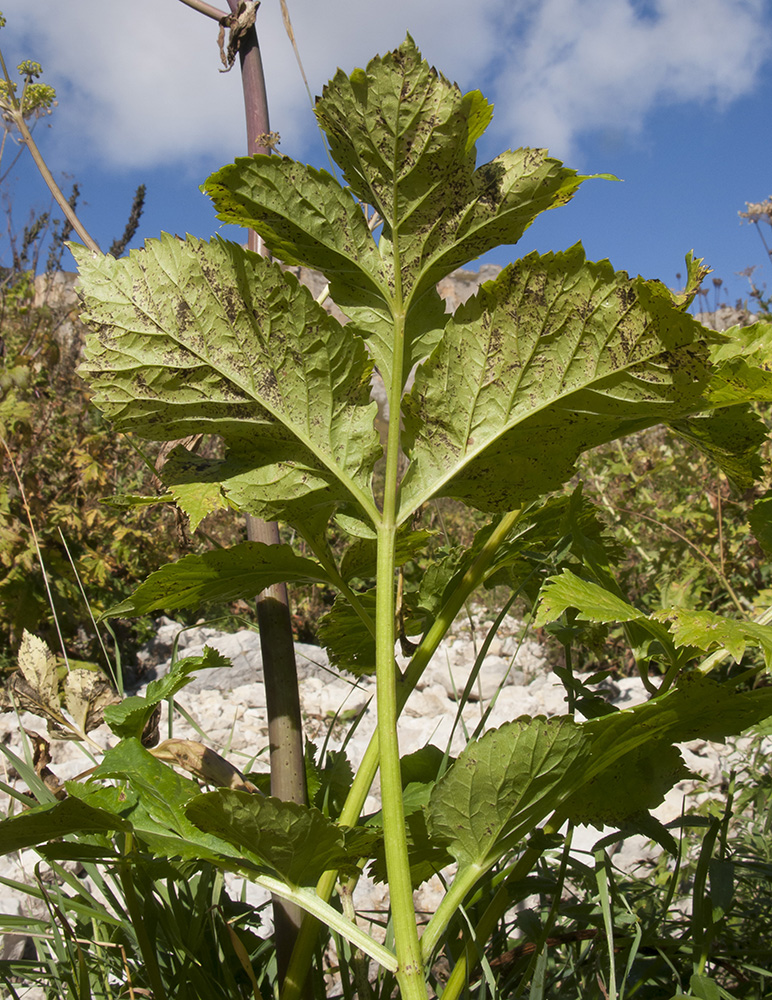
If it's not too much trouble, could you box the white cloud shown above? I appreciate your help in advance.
[2,0,770,170]
[3,0,245,171]
[494,0,772,157]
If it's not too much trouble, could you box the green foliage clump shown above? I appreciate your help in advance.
[4,33,772,1000]
[567,423,772,677]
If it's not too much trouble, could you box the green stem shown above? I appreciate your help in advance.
[376,525,426,1000]
[375,245,426,995]
[438,812,567,1000]
[280,508,523,1000]
[301,532,377,638]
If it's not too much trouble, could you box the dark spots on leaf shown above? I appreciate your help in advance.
[175,298,193,331]
[523,149,545,170]
[258,369,279,400]
[475,161,505,209]
[616,285,637,311]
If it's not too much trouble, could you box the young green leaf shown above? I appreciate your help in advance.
[652,607,772,668]
[75,236,381,528]
[104,647,231,740]
[93,738,242,863]
[427,716,591,869]
[400,248,713,520]
[100,541,332,618]
[186,789,358,886]
[315,36,602,301]
[0,797,130,855]
[533,566,682,672]
[161,446,232,531]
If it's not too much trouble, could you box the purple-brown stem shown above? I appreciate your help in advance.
[222,0,309,984]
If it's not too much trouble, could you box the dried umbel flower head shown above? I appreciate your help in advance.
[740,197,772,225]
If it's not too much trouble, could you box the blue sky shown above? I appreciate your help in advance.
[3,0,772,312]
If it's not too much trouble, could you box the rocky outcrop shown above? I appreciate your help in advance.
[695,305,758,331]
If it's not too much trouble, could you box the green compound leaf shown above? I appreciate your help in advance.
[533,568,646,628]
[428,675,772,862]
[534,565,678,660]
[564,741,691,827]
[315,36,603,303]
[561,673,772,830]
[586,673,772,765]
[318,589,379,675]
[75,236,381,528]
[427,716,590,869]
[652,607,772,668]
[314,37,606,393]
[186,789,358,886]
[101,541,332,618]
[537,569,772,671]
[400,247,713,520]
